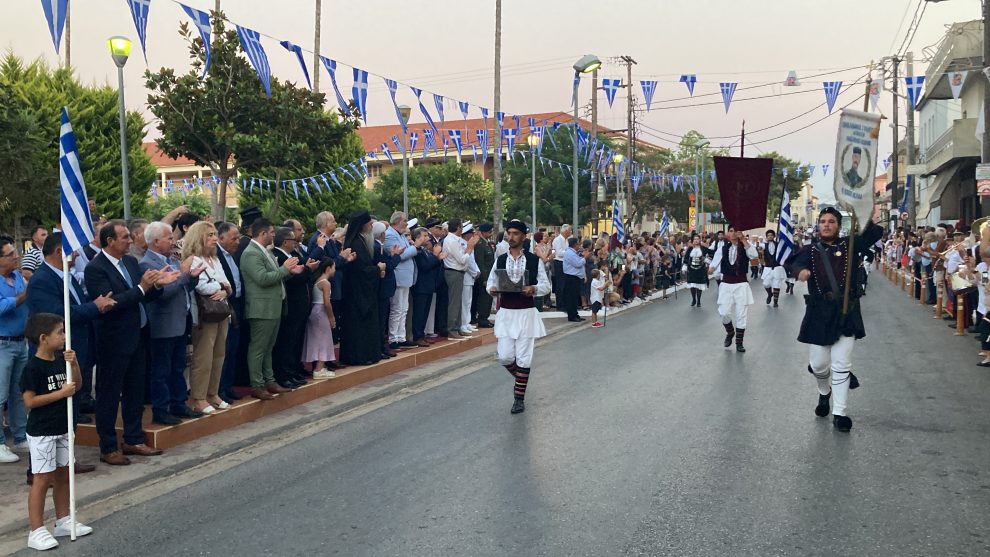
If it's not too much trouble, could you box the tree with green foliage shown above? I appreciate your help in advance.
[147,192,211,221]
[0,54,154,233]
[374,162,501,224]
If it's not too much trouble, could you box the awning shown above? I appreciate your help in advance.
[925,162,963,215]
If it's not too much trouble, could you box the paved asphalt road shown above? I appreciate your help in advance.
[27,275,990,556]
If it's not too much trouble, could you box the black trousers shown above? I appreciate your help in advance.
[563,275,582,319]
[412,292,433,340]
[475,281,493,324]
[434,285,449,335]
[274,308,307,379]
[95,334,147,454]
[378,296,390,346]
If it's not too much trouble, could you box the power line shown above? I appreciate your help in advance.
[888,0,921,55]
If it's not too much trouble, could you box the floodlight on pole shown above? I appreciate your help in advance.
[108,36,132,220]
[573,54,602,74]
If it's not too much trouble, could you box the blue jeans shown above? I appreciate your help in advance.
[0,339,28,445]
[148,336,190,417]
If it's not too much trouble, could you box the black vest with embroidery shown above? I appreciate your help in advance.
[720,241,749,284]
[496,251,540,309]
[763,241,779,268]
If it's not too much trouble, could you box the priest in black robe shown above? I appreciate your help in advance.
[339,211,384,365]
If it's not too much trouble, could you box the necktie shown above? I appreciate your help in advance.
[118,260,148,327]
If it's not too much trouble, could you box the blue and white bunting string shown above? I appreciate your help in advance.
[905,76,925,110]
[236,25,272,97]
[679,74,696,96]
[822,81,842,114]
[410,87,437,133]
[459,101,469,120]
[384,78,407,134]
[41,0,68,54]
[319,57,350,113]
[279,40,311,90]
[720,82,737,113]
[640,80,658,111]
[179,4,212,79]
[352,68,369,122]
[433,94,445,124]
[381,143,394,164]
[449,130,463,157]
[602,78,620,108]
[125,0,152,63]
[409,132,418,153]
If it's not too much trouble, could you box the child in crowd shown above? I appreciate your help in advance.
[20,313,94,551]
[590,269,607,328]
[303,258,338,379]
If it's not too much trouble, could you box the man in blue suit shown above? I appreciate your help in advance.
[383,212,421,350]
[26,233,115,422]
[140,222,205,425]
[412,226,447,346]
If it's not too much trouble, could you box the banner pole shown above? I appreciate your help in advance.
[842,213,857,315]
[61,255,77,541]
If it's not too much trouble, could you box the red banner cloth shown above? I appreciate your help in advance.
[713,156,773,232]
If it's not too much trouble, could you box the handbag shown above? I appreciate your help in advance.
[195,267,231,323]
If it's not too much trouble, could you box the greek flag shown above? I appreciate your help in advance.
[659,209,669,237]
[822,81,842,114]
[381,143,395,164]
[392,135,404,155]
[126,0,152,63]
[443,139,449,163]
[720,82,738,113]
[459,101,469,119]
[59,108,94,254]
[602,78,620,107]
[384,78,407,133]
[476,129,489,164]
[821,164,830,176]
[905,76,925,109]
[776,190,794,264]
[471,143,478,162]
[448,130,463,157]
[352,68,369,122]
[409,132,418,153]
[612,200,624,243]
[433,94,445,124]
[280,40,311,89]
[640,80,658,111]
[236,25,272,97]
[179,4,212,78]
[503,128,517,160]
[679,74,697,96]
[41,0,68,54]
[319,57,350,113]
[496,111,505,129]
[410,87,436,133]
[423,128,435,161]
[481,107,489,128]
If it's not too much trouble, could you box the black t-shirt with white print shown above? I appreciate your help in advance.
[19,355,68,437]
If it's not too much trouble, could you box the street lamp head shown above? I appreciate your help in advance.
[527,134,540,148]
[613,153,624,164]
[108,36,132,68]
[573,54,602,75]
[697,139,711,148]
[398,104,412,123]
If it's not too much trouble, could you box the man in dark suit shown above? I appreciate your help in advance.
[427,219,449,337]
[215,222,245,403]
[412,226,446,346]
[473,224,496,328]
[84,220,179,466]
[272,227,318,387]
[373,221,402,358]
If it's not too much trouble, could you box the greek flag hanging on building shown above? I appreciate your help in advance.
[410,87,437,133]
[720,82,737,113]
[236,25,272,97]
[679,74,696,96]
[433,94,445,124]
[384,78,407,133]
[822,81,842,114]
[59,108,95,254]
[180,4,212,78]
[280,40,311,89]
[352,68,370,122]
[319,57,350,113]
[126,0,153,63]
[602,79,620,108]
[640,80,658,111]
[905,76,925,110]
[448,130,463,157]
[41,0,69,54]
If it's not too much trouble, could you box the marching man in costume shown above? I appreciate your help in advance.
[761,229,786,307]
[790,207,881,432]
[487,219,551,414]
[708,226,758,352]
[683,234,710,308]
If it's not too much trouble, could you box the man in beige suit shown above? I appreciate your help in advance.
[239,218,305,400]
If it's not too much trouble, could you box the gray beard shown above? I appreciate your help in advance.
[360,232,374,255]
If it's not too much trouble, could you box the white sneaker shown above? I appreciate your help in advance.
[0,445,20,463]
[12,440,29,452]
[313,368,336,379]
[28,527,58,550]
[54,517,93,538]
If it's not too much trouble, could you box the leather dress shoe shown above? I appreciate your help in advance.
[388,342,401,350]
[100,451,131,466]
[251,388,275,400]
[400,340,418,348]
[172,406,205,419]
[122,443,163,457]
[384,347,398,357]
[152,413,182,426]
[380,351,393,359]
[277,380,299,390]
[267,383,291,394]
[477,321,494,328]
[416,339,431,347]
[75,462,96,474]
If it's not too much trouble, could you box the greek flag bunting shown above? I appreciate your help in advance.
[720,82,737,113]
[883,159,890,170]
[126,0,152,63]
[423,128,435,161]
[41,0,69,54]
[448,130,463,157]
[905,76,925,110]
[513,115,521,133]
[602,79,620,107]
[496,111,505,129]
[640,80,658,111]
[476,129,489,164]
[279,41,312,89]
[352,68,370,122]
[59,108,95,254]
[660,209,669,237]
[471,144,478,162]
[443,139,449,162]
[679,74,697,96]
[433,94,445,124]
[236,25,272,97]
[319,57,350,113]
[381,144,395,164]
[384,78,407,133]
[481,107,489,128]
[409,132,418,153]
[321,175,332,191]
[612,200,625,243]
[410,87,437,133]
[392,135,404,155]
[459,101,469,119]
[822,81,842,114]
[776,190,794,264]
[329,172,343,189]
[821,164,829,176]
[503,128,517,160]
[180,4,212,78]
[572,74,581,108]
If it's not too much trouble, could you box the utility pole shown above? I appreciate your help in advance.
[891,56,900,227]
[906,51,916,230]
[983,0,990,165]
[620,55,637,223]
[313,0,321,94]
[591,69,599,236]
[64,1,70,68]
[215,0,220,13]
[492,0,503,232]
[863,60,873,112]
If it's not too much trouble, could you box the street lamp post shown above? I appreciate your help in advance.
[528,134,540,233]
[572,55,602,233]
[696,139,710,231]
[399,105,412,215]
[108,36,132,221]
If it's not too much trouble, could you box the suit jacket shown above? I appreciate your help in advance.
[217,247,245,320]
[274,247,312,314]
[413,246,443,296]
[26,263,99,367]
[307,232,344,301]
[383,227,418,288]
[375,240,400,301]
[84,251,163,351]
[474,238,495,282]
[239,240,290,320]
[140,250,193,339]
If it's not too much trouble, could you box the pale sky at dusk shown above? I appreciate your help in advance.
[2,0,982,201]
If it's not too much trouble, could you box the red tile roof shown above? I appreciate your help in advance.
[142,142,199,168]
